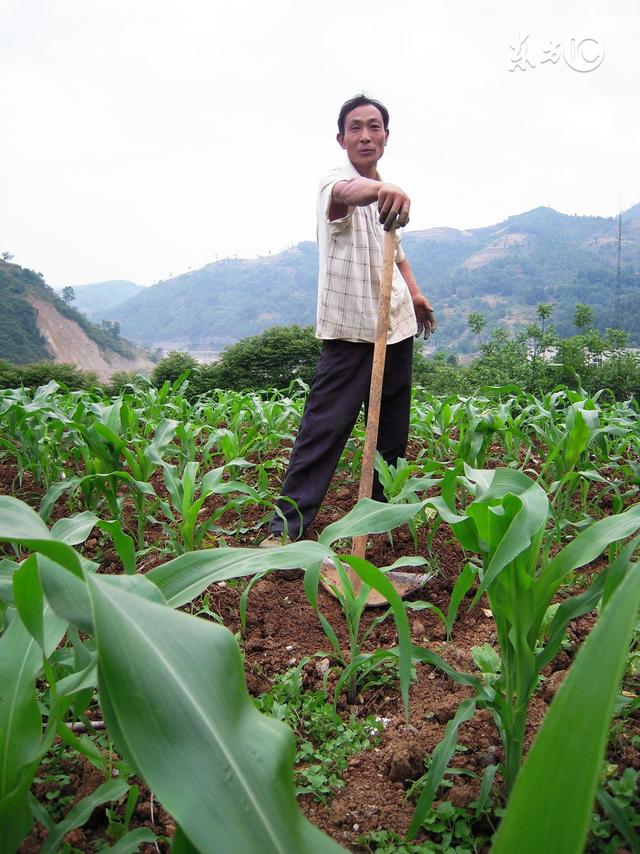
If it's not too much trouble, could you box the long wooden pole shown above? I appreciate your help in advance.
[350,226,396,592]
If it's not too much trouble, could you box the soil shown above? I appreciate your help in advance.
[1,445,638,853]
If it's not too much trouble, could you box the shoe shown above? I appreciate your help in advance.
[258,533,293,548]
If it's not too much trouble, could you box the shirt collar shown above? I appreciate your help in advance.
[345,155,382,182]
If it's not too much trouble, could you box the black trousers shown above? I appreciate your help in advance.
[270,335,414,537]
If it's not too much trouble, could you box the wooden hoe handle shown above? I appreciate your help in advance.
[351,226,396,576]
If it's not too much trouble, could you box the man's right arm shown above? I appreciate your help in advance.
[329,178,411,230]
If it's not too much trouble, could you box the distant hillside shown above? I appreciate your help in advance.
[98,202,640,353]
[59,279,144,320]
[0,261,154,379]
[100,242,318,352]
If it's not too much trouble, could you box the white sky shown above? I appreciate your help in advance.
[1,0,638,288]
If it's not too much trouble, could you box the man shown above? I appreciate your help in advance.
[263,94,436,544]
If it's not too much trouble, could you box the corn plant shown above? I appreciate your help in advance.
[155,460,265,553]
[413,466,640,806]
[0,496,346,853]
[492,557,640,854]
[0,383,75,489]
[374,453,440,549]
[121,417,179,546]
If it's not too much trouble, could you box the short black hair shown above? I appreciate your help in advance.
[337,94,389,135]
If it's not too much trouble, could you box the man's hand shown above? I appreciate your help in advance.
[377,183,410,231]
[413,293,437,340]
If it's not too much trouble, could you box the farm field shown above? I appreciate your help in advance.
[0,377,639,853]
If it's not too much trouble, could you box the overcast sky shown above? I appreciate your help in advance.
[1,0,638,288]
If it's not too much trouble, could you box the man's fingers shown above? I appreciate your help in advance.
[382,206,410,231]
[378,190,410,229]
[397,200,410,228]
[415,309,436,339]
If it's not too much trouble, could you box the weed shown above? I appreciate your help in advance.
[254,668,383,801]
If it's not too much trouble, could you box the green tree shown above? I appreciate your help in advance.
[574,303,594,330]
[61,286,75,305]
[151,351,198,387]
[536,303,554,334]
[199,326,322,392]
[467,311,486,347]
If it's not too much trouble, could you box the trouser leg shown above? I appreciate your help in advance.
[270,340,373,536]
[271,336,414,535]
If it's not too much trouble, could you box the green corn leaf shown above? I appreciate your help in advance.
[40,778,130,854]
[537,535,640,671]
[0,559,16,605]
[38,555,93,632]
[50,511,99,545]
[318,498,429,546]
[446,561,477,638]
[148,541,332,608]
[0,604,67,852]
[86,574,346,853]
[536,503,640,618]
[333,648,397,705]
[38,555,167,632]
[13,555,44,649]
[596,785,640,854]
[340,555,413,717]
[407,697,477,839]
[491,563,640,854]
[470,474,548,606]
[104,827,159,853]
[409,645,484,693]
[97,519,137,575]
[0,495,83,577]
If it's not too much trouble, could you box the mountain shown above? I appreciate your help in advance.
[99,242,319,353]
[98,202,640,353]
[0,261,155,379]
[59,279,144,320]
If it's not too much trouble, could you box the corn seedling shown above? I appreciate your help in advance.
[405,465,640,839]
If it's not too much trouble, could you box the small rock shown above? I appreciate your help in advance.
[479,746,500,768]
[398,724,419,735]
[216,581,227,588]
[285,644,294,652]
[353,824,360,832]
[253,580,271,596]
[362,805,379,819]
[434,702,458,724]
[315,657,330,676]
[387,744,424,783]
[287,657,296,666]
[412,619,426,636]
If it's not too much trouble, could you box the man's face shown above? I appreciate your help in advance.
[337,104,388,175]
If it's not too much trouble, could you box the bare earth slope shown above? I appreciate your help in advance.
[28,295,154,381]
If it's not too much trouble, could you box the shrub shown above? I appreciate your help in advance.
[106,371,151,395]
[412,349,469,395]
[0,361,98,390]
[151,351,198,387]
[202,326,322,391]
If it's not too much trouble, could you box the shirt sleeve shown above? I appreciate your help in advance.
[395,231,406,263]
[318,168,355,226]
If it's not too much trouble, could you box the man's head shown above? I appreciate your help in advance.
[337,95,389,136]
[336,95,390,177]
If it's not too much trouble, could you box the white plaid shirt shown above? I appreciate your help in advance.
[315,157,417,343]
